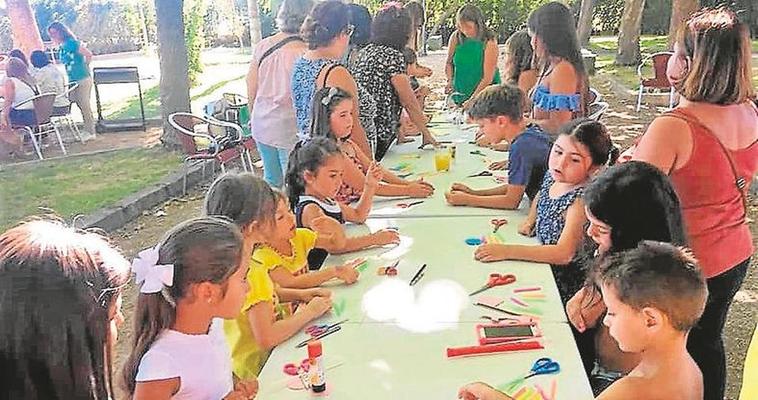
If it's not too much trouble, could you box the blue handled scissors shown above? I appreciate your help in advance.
[524,357,560,379]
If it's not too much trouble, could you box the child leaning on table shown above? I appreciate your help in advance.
[122,217,258,400]
[474,118,619,304]
[286,137,400,268]
[203,173,333,380]
[445,84,551,210]
[457,241,707,400]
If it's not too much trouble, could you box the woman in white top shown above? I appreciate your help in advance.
[247,0,313,188]
[30,50,70,114]
[3,57,39,127]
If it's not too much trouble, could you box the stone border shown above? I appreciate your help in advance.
[76,161,212,232]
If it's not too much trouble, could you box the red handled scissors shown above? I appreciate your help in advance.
[491,218,508,233]
[469,273,516,296]
[304,319,348,337]
[283,358,310,376]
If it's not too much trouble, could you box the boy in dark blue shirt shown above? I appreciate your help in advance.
[445,84,551,209]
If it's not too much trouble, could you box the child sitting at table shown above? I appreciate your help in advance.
[122,217,259,399]
[310,86,434,204]
[286,137,400,268]
[203,173,334,379]
[256,189,363,288]
[445,84,551,210]
[457,241,707,400]
[474,118,618,304]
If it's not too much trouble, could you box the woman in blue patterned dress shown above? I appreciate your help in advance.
[291,0,373,156]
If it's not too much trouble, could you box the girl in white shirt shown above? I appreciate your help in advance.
[122,217,258,400]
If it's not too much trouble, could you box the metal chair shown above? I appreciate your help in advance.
[168,112,254,194]
[587,101,609,121]
[12,92,67,159]
[636,52,676,112]
[51,82,83,143]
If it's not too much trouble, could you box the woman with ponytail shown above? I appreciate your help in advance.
[122,217,258,399]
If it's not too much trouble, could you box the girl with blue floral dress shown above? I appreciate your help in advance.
[474,119,619,303]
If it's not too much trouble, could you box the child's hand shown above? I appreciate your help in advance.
[406,182,434,198]
[488,160,508,170]
[518,219,535,237]
[475,135,492,147]
[445,190,471,206]
[371,229,401,247]
[310,215,342,235]
[474,244,511,263]
[450,182,473,194]
[458,382,513,400]
[334,263,360,284]
[566,286,606,332]
[301,287,332,302]
[224,378,258,399]
[365,162,382,189]
[305,295,333,319]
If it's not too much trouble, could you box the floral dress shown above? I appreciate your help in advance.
[535,173,585,304]
[352,43,406,160]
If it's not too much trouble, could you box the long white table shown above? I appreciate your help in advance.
[370,120,515,219]
[256,119,593,399]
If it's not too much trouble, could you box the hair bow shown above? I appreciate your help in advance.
[321,87,339,106]
[132,246,174,294]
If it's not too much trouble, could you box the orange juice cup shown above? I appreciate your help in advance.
[435,149,452,172]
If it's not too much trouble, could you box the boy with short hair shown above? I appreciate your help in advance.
[445,84,551,210]
[595,241,707,400]
[457,241,707,400]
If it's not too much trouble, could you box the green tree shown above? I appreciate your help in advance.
[184,0,205,85]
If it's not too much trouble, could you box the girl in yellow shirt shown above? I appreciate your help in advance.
[204,173,333,379]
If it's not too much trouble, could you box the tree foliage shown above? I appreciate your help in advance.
[184,0,205,85]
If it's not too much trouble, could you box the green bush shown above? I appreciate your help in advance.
[184,0,205,86]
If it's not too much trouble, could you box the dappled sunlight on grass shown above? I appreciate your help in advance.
[0,147,182,230]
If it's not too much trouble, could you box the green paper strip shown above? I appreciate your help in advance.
[333,297,346,317]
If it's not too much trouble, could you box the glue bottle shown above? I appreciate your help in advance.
[307,340,326,393]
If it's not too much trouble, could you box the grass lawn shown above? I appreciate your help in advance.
[588,35,758,90]
[103,74,246,120]
[0,147,182,230]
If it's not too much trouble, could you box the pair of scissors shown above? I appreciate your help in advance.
[524,357,561,379]
[397,200,424,209]
[491,218,508,233]
[283,358,310,376]
[377,260,400,276]
[469,273,517,296]
[467,170,493,178]
[304,318,348,337]
[470,150,487,156]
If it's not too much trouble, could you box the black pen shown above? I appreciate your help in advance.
[409,263,427,286]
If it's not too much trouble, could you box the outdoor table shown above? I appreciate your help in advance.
[258,320,593,399]
[256,215,591,398]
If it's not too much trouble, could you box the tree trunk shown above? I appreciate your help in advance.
[6,0,44,56]
[577,0,594,46]
[154,0,191,149]
[667,0,698,48]
[616,0,646,66]
[247,0,262,45]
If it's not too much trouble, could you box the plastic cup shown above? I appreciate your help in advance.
[435,148,452,172]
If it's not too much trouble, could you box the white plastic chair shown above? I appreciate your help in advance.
[51,82,83,143]
[12,92,66,159]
